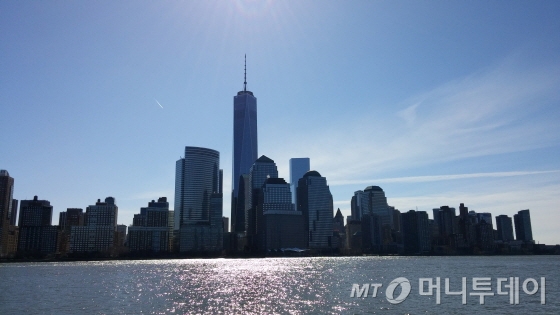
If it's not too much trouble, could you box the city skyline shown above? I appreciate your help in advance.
[1,2,560,245]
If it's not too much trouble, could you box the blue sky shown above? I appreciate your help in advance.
[1,1,560,244]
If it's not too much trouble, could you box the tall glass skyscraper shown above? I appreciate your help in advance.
[514,209,533,242]
[175,146,221,229]
[289,158,310,211]
[175,146,223,253]
[231,56,258,233]
[297,171,333,250]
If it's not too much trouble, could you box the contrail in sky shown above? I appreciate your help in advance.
[154,99,163,109]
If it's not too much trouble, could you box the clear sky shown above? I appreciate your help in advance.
[1,1,559,244]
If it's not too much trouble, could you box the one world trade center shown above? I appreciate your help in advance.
[231,56,257,233]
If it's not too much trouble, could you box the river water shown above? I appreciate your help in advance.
[0,256,558,314]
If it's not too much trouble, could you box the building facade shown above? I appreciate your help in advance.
[0,170,15,257]
[231,58,258,234]
[245,156,279,251]
[401,210,431,254]
[351,186,393,228]
[175,146,223,253]
[69,197,118,254]
[17,196,57,256]
[297,171,334,250]
[496,214,514,242]
[259,178,305,251]
[289,158,310,211]
[128,197,172,253]
[514,209,533,242]
[175,146,221,228]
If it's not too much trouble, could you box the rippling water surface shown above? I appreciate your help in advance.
[1,256,558,314]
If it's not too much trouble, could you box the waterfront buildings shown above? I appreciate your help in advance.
[260,177,305,251]
[351,186,393,228]
[432,206,457,245]
[17,196,57,255]
[128,197,172,253]
[297,170,334,250]
[0,170,15,257]
[514,209,533,242]
[246,155,278,251]
[401,210,431,254]
[289,158,310,211]
[496,214,515,242]
[175,146,223,253]
[69,197,118,254]
[231,57,258,234]
[58,208,84,254]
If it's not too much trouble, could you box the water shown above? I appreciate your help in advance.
[0,256,558,314]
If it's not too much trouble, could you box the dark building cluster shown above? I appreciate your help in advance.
[1,61,557,260]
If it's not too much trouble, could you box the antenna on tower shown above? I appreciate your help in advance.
[244,54,247,92]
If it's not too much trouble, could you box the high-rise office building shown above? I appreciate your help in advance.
[175,146,221,229]
[297,170,334,250]
[260,177,305,251]
[351,186,393,228]
[231,56,258,234]
[246,155,278,243]
[401,210,431,254]
[17,196,58,255]
[514,209,533,242]
[495,214,514,242]
[433,206,456,238]
[289,158,310,211]
[175,146,223,253]
[0,170,14,257]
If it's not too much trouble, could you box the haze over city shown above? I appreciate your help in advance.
[1,1,559,245]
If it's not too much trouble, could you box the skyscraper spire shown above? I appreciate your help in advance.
[244,54,247,92]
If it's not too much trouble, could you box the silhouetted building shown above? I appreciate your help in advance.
[333,208,344,234]
[476,213,492,226]
[402,210,431,254]
[246,155,278,251]
[361,214,382,252]
[352,186,393,228]
[297,171,333,251]
[457,203,476,249]
[9,199,18,226]
[58,208,84,255]
[222,217,229,233]
[496,215,514,242]
[232,173,249,234]
[17,196,57,256]
[59,208,84,230]
[0,170,15,257]
[231,56,258,234]
[476,219,494,252]
[345,219,362,254]
[289,158,310,211]
[514,209,533,242]
[433,206,456,245]
[259,178,305,251]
